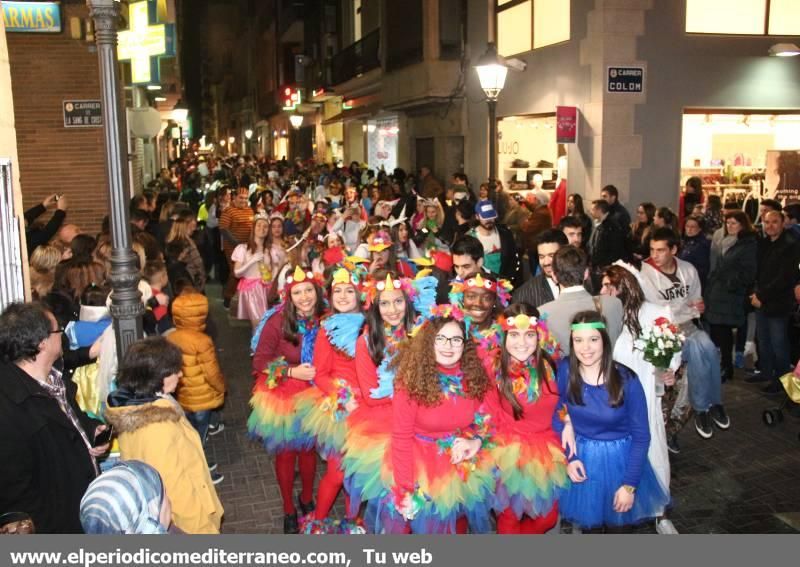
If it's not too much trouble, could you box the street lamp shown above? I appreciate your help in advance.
[245,129,254,139]
[86,0,144,355]
[245,129,253,154]
[289,114,304,129]
[474,42,509,190]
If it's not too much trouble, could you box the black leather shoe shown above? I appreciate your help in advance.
[297,496,316,516]
[284,513,299,534]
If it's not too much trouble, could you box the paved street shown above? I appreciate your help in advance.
[203,285,800,534]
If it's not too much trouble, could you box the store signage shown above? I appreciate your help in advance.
[282,87,301,110]
[556,106,578,144]
[2,1,61,33]
[607,66,645,93]
[118,0,176,85]
[63,100,102,128]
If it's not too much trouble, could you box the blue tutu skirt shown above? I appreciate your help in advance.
[559,435,670,529]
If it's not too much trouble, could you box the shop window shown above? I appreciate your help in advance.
[496,0,570,57]
[686,0,800,35]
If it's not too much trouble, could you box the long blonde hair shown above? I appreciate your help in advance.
[30,245,62,274]
[166,210,196,244]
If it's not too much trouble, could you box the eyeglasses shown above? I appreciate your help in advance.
[434,335,465,348]
[49,327,64,335]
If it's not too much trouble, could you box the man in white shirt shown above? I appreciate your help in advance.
[639,227,730,441]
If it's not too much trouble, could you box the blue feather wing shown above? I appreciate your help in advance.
[370,354,396,400]
[322,313,366,358]
[411,275,438,317]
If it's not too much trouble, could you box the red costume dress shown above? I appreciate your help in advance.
[295,313,365,522]
[248,309,320,514]
[488,358,568,534]
[381,363,496,534]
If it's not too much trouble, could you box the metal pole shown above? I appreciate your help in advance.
[87,0,144,356]
[487,98,497,195]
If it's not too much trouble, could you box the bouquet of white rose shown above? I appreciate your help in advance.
[634,317,686,371]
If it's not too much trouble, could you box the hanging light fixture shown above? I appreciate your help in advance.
[474,42,509,101]
[768,43,800,57]
[290,114,304,129]
[171,99,188,122]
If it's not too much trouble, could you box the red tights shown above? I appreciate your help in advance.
[314,455,352,520]
[274,449,317,514]
[496,504,559,534]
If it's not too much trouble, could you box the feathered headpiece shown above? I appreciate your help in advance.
[329,258,368,303]
[280,265,324,303]
[448,272,513,309]
[367,230,393,252]
[409,303,466,337]
[497,312,560,359]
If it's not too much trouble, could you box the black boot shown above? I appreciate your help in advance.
[284,513,299,534]
[297,495,316,516]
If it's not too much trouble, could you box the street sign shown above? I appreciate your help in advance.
[63,100,102,128]
[607,66,645,94]
[2,1,61,33]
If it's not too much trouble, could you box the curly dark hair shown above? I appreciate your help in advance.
[0,302,52,364]
[393,317,488,407]
[117,337,183,398]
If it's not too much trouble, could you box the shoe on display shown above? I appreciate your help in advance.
[667,434,681,454]
[208,423,225,436]
[694,412,713,439]
[211,471,224,485]
[709,404,730,429]
[656,518,679,535]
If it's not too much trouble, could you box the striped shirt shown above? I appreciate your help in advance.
[219,205,253,254]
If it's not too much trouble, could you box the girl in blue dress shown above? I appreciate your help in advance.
[553,310,670,530]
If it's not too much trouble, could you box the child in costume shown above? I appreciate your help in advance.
[383,308,496,534]
[489,304,569,534]
[247,266,327,533]
[296,262,368,533]
[553,311,670,530]
[341,271,437,531]
[231,216,275,327]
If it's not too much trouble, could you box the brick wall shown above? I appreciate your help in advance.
[7,3,109,236]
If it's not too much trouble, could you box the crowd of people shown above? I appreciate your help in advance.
[2,155,799,535]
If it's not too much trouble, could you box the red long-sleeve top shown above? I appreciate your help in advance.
[391,366,485,495]
[311,328,362,400]
[354,335,392,408]
[252,311,310,396]
[492,362,560,435]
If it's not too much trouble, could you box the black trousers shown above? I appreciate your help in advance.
[709,324,735,381]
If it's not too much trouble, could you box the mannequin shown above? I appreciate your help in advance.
[549,155,568,227]
[529,173,551,206]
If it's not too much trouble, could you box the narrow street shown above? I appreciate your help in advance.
[204,285,800,534]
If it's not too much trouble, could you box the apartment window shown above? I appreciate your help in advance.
[496,0,570,57]
[686,0,800,35]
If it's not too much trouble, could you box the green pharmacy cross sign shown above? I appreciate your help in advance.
[118,0,175,85]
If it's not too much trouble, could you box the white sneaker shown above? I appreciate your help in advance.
[656,518,679,534]
[208,423,225,436]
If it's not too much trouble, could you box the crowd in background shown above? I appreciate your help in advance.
[2,151,799,535]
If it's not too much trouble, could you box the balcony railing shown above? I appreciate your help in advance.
[331,29,380,85]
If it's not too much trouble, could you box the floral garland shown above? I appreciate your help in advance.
[260,356,289,390]
[434,412,495,482]
[438,368,466,400]
[321,379,355,422]
[508,358,540,404]
[369,324,407,400]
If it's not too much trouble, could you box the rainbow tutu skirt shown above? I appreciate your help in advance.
[247,379,315,454]
[296,381,353,460]
[491,429,569,520]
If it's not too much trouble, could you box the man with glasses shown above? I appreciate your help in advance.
[0,302,109,533]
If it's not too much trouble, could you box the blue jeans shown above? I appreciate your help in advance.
[681,328,722,412]
[186,410,213,445]
[755,312,791,383]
